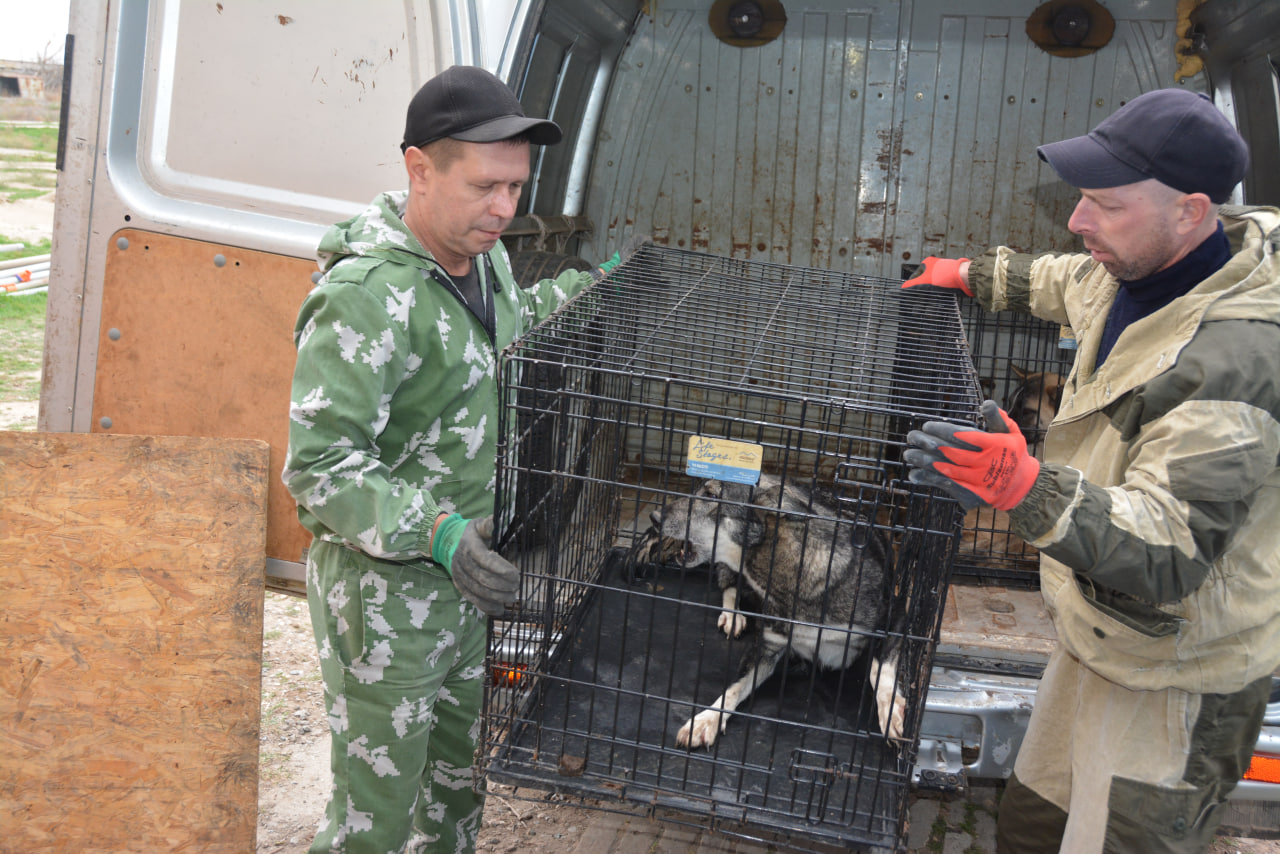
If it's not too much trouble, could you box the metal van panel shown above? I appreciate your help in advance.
[42,0,116,435]
[1194,0,1280,204]
[512,0,634,218]
[45,0,462,434]
[580,1,1201,275]
[44,0,577,587]
[119,0,447,254]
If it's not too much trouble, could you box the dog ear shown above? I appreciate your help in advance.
[1011,363,1029,380]
[1047,374,1065,412]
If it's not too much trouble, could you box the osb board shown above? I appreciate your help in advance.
[92,228,315,570]
[0,431,269,853]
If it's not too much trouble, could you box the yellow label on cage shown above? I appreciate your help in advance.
[686,436,763,485]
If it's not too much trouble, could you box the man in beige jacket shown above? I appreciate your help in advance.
[903,88,1280,853]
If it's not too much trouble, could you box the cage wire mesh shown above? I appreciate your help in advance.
[949,299,1076,585]
[482,244,983,851]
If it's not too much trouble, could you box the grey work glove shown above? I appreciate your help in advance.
[903,399,1039,511]
[430,514,520,616]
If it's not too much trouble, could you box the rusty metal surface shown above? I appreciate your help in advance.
[580,0,1200,276]
[939,584,1056,664]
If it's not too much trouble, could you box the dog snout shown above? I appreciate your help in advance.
[650,509,663,528]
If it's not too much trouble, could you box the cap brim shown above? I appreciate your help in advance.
[451,115,563,146]
[1037,134,1149,190]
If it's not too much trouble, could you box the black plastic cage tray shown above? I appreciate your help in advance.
[522,561,894,785]
[485,492,958,851]
[482,244,983,851]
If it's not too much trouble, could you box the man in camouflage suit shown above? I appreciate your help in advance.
[283,66,608,853]
[902,89,1280,853]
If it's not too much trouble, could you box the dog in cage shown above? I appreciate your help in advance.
[628,473,907,749]
[1005,364,1065,458]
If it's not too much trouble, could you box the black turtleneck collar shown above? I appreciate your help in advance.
[1095,222,1232,368]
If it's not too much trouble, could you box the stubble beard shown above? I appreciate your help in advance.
[1099,223,1180,282]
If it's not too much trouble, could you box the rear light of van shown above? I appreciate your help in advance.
[1244,753,1280,785]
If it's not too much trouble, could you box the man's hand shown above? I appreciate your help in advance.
[904,400,1040,511]
[902,256,972,296]
[431,514,520,616]
[596,234,651,279]
[597,251,622,276]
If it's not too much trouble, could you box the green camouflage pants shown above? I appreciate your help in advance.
[306,539,487,854]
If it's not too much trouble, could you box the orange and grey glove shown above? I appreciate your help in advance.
[431,514,520,616]
[904,400,1039,511]
[902,256,972,296]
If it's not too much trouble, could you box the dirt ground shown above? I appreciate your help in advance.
[0,190,55,245]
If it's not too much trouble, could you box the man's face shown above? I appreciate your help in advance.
[408,140,530,274]
[1066,180,1184,281]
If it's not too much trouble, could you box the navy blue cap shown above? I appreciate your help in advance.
[1037,89,1248,203]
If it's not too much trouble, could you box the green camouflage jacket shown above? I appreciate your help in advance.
[970,205,1280,693]
[283,190,593,563]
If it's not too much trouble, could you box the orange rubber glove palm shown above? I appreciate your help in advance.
[902,256,972,296]
[904,400,1039,511]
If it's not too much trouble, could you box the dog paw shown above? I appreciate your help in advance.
[877,690,907,741]
[717,610,747,638]
[676,709,726,749]
[871,660,908,741]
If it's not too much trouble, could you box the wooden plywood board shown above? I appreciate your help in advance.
[938,583,1058,663]
[92,229,315,573]
[0,432,270,853]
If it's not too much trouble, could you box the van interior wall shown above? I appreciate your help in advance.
[1193,0,1280,205]
[523,0,1201,275]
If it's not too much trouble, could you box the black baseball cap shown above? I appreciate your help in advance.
[1036,88,1249,203]
[401,65,562,152]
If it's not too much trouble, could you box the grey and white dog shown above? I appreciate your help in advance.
[629,474,907,749]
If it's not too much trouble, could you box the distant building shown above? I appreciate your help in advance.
[0,60,52,99]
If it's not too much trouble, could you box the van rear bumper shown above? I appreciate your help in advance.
[917,666,1037,785]
[918,666,1280,805]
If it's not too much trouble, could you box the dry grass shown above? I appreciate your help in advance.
[0,97,61,124]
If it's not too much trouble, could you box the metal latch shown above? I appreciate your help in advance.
[913,739,967,792]
[788,748,841,823]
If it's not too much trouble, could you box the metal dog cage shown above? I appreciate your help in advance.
[482,244,983,851]
[949,298,1077,585]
